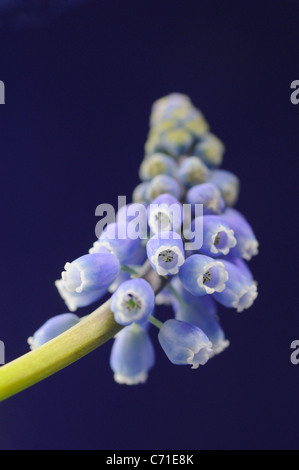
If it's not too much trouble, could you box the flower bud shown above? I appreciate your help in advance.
[110,324,155,385]
[28,313,80,350]
[158,319,213,368]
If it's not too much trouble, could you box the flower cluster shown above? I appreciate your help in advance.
[28,93,259,385]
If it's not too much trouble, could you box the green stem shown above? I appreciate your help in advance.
[0,300,122,402]
[121,260,152,279]
[148,315,163,330]
[0,265,171,402]
[120,265,140,277]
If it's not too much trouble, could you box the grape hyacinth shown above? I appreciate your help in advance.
[110,279,155,326]
[28,93,259,387]
[158,319,213,368]
[146,231,185,276]
[110,324,155,385]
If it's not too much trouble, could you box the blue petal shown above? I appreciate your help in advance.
[213,259,258,312]
[221,208,259,261]
[62,252,120,294]
[186,183,225,215]
[174,300,229,356]
[28,313,80,350]
[110,324,155,385]
[55,279,106,312]
[170,276,218,314]
[158,319,213,368]
[179,254,228,296]
[92,222,143,264]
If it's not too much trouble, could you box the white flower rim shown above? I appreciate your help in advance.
[187,342,214,369]
[89,240,114,255]
[114,371,148,385]
[55,279,78,312]
[242,239,259,261]
[211,339,230,357]
[151,244,185,276]
[210,226,237,255]
[62,262,84,294]
[233,282,258,313]
[197,261,229,294]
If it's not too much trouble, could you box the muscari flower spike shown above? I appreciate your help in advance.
[36,92,260,385]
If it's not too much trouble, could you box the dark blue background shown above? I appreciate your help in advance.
[0,0,298,450]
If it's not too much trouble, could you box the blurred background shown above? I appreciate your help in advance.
[0,0,298,450]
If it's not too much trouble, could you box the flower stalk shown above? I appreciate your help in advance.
[0,267,166,402]
[0,300,122,402]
